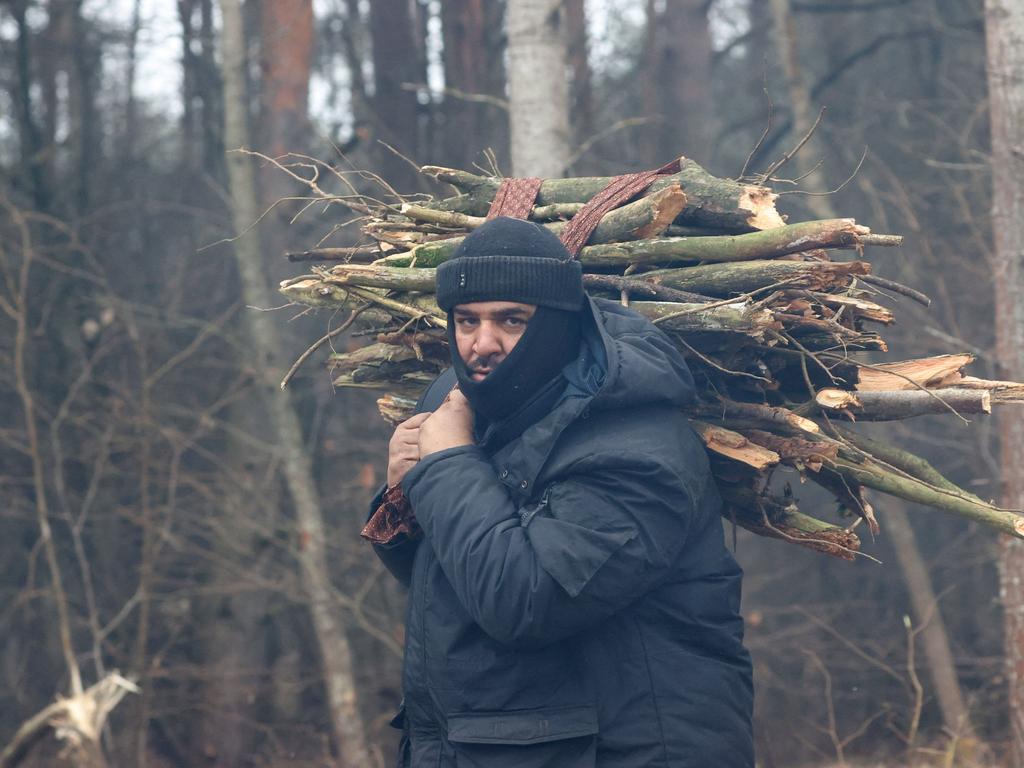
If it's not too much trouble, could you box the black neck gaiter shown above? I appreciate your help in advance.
[448,306,582,423]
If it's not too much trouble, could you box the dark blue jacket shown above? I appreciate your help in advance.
[373,296,754,767]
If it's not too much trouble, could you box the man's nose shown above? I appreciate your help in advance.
[473,323,502,357]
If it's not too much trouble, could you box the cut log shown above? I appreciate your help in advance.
[286,245,381,262]
[631,301,777,337]
[816,294,895,325]
[581,274,716,303]
[957,376,1024,402]
[422,157,786,231]
[403,184,687,244]
[378,220,890,269]
[377,394,418,425]
[692,422,780,469]
[816,389,861,410]
[855,354,974,391]
[814,387,992,420]
[642,259,871,297]
[693,399,821,434]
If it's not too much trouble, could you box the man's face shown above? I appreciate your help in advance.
[452,301,537,381]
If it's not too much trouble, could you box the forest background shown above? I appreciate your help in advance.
[2,0,1023,766]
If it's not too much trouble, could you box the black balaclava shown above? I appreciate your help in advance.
[436,217,585,423]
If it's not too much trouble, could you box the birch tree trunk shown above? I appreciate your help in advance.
[506,0,570,177]
[218,2,372,765]
[985,0,1024,760]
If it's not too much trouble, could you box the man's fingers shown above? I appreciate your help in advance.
[396,412,431,431]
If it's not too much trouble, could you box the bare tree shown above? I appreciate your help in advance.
[985,0,1024,761]
[260,0,314,160]
[218,1,372,764]
[369,0,422,189]
[642,0,714,163]
[506,0,570,177]
[768,0,835,219]
[441,0,508,169]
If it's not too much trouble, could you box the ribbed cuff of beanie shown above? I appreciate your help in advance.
[436,255,584,312]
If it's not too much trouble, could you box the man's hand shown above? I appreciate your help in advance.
[387,412,431,488]
[419,388,475,457]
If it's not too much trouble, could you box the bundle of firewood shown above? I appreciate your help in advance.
[278,157,1024,560]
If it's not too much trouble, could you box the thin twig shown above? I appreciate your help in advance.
[759,106,827,182]
[281,305,368,389]
[738,85,773,181]
[674,334,773,383]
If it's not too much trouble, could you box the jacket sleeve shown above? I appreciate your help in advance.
[401,442,702,649]
[367,369,457,586]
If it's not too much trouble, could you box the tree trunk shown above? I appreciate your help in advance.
[769,0,835,220]
[985,0,1024,760]
[440,0,508,169]
[644,0,714,163]
[506,0,570,177]
[12,0,49,210]
[885,500,974,739]
[218,2,373,765]
[564,0,592,151]
[369,0,421,190]
[260,0,313,159]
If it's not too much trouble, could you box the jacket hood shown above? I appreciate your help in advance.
[572,296,696,411]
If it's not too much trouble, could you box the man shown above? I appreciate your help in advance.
[364,217,754,767]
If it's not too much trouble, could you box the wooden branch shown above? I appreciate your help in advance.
[833,425,985,500]
[377,394,418,425]
[377,219,886,269]
[816,293,895,324]
[379,186,689,267]
[814,387,992,420]
[279,268,775,337]
[692,399,821,434]
[742,429,838,471]
[0,673,138,768]
[830,454,1024,538]
[422,157,786,231]
[630,301,777,337]
[718,484,862,560]
[855,354,975,391]
[642,259,870,297]
[581,274,716,303]
[286,245,380,262]
[956,376,1024,402]
[805,468,880,535]
[693,422,780,469]
[858,273,931,306]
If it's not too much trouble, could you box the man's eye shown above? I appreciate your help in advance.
[455,317,476,326]
[504,317,526,328]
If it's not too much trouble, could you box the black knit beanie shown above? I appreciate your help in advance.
[436,217,584,312]
[439,218,585,423]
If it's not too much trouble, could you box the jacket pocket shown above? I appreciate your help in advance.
[448,705,597,768]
